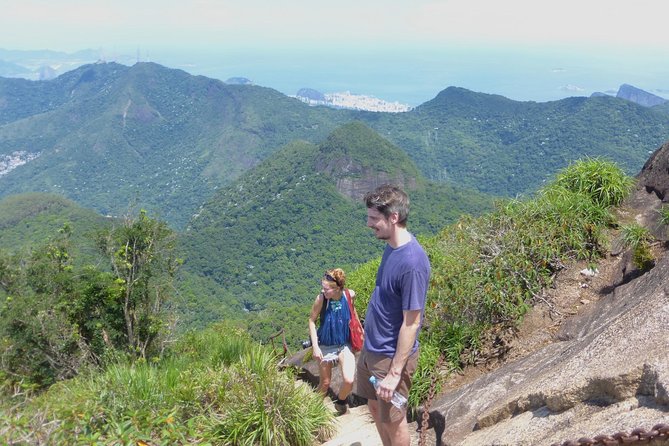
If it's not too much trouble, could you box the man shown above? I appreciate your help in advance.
[357,184,431,446]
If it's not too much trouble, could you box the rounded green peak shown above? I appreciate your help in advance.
[317,121,421,178]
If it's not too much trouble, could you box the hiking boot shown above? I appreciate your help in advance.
[334,401,348,415]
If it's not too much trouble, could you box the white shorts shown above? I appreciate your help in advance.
[319,343,352,363]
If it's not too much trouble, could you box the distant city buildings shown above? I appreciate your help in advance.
[0,151,40,176]
[295,90,413,113]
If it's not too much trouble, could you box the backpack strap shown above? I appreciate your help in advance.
[344,289,355,316]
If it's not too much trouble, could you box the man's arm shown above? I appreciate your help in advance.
[377,309,421,401]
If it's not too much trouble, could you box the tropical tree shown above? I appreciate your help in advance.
[0,211,179,389]
[0,224,91,386]
[96,210,180,359]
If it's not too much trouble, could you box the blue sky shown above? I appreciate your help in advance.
[1,0,666,52]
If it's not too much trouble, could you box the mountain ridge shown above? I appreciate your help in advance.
[617,83,667,107]
[0,62,353,228]
[0,192,112,263]
[1,62,668,230]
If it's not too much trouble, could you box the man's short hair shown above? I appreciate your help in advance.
[364,184,409,226]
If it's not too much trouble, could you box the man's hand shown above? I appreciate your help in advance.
[376,373,401,402]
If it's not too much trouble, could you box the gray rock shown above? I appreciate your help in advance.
[617,84,667,108]
[426,235,669,446]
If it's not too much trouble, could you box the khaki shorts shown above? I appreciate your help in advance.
[356,347,419,423]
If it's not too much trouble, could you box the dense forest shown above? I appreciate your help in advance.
[177,122,493,340]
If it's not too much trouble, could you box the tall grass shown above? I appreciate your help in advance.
[0,323,336,445]
[552,156,635,208]
[214,345,335,445]
[658,205,669,226]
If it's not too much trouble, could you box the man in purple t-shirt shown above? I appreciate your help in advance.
[357,184,430,446]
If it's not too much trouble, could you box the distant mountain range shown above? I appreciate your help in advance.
[1,61,668,232]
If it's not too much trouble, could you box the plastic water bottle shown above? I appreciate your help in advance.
[369,375,407,409]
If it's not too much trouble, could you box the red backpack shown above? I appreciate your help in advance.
[344,289,364,352]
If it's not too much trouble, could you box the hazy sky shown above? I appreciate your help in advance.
[2,0,668,104]
[1,0,667,52]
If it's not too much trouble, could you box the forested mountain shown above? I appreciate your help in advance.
[177,121,493,334]
[0,62,353,228]
[0,192,111,263]
[358,87,669,196]
[1,62,668,232]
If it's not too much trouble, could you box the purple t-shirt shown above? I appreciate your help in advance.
[363,234,430,357]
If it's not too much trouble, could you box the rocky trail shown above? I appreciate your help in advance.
[320,398,430,446]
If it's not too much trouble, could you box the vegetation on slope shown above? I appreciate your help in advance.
[0,192,111,262]
[1,324,335,445]
[2,64,667,231]
[0,210,178,388]
[346,158,635,407]
[0,157,639,444]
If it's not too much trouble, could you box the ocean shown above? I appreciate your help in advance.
[147,45,669,107]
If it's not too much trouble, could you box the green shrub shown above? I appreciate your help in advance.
[170,323,254,367]
[621,223,654,269]
[213,345,335,446]
[374,158,631,408]
[346,256,381,315]
[552,157,635,208]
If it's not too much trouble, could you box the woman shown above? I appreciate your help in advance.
[307,268,358,415]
